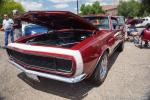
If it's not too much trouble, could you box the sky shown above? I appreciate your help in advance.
[14,0,116,13]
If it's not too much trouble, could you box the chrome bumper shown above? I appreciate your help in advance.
[9,60,86,83]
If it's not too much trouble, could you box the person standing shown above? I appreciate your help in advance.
[12,10,22,39]
[0,14,14,47]
[141,23,150,47]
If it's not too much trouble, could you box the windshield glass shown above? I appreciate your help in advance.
[84,16,110,29]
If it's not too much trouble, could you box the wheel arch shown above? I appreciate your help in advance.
[87,47,110,78]
[95,48,109,68]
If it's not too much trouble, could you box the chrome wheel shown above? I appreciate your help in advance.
[88,52,108,85]
[99,54,108,80]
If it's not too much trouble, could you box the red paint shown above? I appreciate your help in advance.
[142,29,150,41]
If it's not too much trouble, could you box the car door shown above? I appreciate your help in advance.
[111,17,124,51]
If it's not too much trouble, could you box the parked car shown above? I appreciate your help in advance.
[6,11,124,85]
[22,24,48,36]
[136,17,150,27]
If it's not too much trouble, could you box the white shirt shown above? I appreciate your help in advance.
[3,19,14,30]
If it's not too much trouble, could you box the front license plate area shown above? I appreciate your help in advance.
[26,73,40,82]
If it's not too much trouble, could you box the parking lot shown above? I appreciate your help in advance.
[0,32,150,100]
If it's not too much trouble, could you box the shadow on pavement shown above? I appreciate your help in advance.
[18,73,93,99]
[140,46,150,49]
[0,97,5,100]
[108,51,120,70]
[147,91,150,100]
[135,45,150,49]
[17,51,120,99]
[0,93,5,100]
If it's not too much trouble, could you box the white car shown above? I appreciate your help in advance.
[136,17,150,27]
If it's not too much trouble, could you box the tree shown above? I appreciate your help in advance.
[0,0,4,6]
[80,1,105,15]
[0,0,25,24]
[118,0,141,17]
[140,0,150,16]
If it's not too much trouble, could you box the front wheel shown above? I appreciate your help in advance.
[89,52,108,86]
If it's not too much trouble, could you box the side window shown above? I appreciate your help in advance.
[118,17,125,25]
[111,18,119,30]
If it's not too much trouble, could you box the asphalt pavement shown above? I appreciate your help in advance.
[0,31,150,100]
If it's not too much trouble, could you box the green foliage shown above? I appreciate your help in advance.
[140,0,150,16]
[0,0,25,24]
[118,0,141,17]
[80,1,105,15]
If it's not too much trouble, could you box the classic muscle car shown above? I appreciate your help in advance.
[6,11,124,85]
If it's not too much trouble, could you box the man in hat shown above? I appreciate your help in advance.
[0,14,14,47]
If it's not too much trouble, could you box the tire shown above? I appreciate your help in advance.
[140,40,143,49]
[89,52,109,86]
[117,42,124,52]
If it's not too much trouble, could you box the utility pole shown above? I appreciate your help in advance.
[77,0,79,14]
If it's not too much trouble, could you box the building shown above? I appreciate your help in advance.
[102,5,118,16]
[101,0,141,16]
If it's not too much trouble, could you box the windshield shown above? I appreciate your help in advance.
[84,16,110,29]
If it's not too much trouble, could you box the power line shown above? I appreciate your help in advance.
[77,0,79,14]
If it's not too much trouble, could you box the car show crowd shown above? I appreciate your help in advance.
[126,17,150,47]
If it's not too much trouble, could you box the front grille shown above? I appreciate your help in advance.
[7,48,73,73]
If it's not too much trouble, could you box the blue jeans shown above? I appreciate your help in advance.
[5,29,14,46]
[133,36,140,45]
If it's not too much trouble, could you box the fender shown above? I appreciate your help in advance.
[87,44,110,78]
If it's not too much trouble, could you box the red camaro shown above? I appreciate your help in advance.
[6,11,124,85]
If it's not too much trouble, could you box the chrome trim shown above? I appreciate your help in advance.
[9,60,86,83]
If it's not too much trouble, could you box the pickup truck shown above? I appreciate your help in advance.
[6,11,125,85]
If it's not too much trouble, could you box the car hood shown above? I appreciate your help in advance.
[19,11,97,31]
